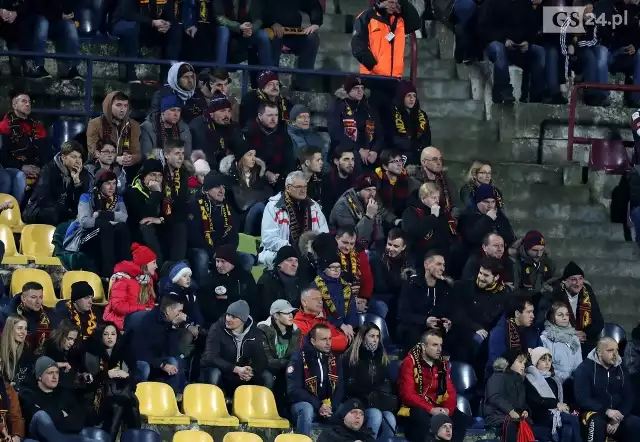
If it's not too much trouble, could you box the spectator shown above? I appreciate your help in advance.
[103,243,158,331]
[141,96,193,159]
[388,80,431,165]
[63,170,130,278]
[54,281,99,341]
[403,182,454,264]
[0,315,35,390]
[202,245,257,326]
[35,320,87,390]
[334,227,375,313]
[478,0,545,103]
[628,149,640,247]
[511,230,556,292]
[239,71,293,127]
[537,262,603,355]
[461,233,514,284]
[328,76,382,170]
[23,140,89,225]
[298,145,325,207]
[259,170,328,268]
[458,183,516,256]
[330,172,391,249]
[85,322,140,441]
[110,0,184,83]
[574,337,640,442]
[189,93,236,168]
[0,283,58,351]
[84,141,127,195]
[0,352,26,440]
[181,0,225,64]
[86,91,142,168]
[219,146,273,236]
[239,101,295,191]
[287,323,345,436]
[129,295,187,394]
[427,415,454,442]
[289,105,327,159]
[256,246,304,320]
[188,159,210,195]
[374,149,409,219]
[293,288,349,353]
[147,63,201,122]
[317,399,376,442]
[321,146,356,219]
[297,231,325,285]
[524,347,581,442]
[0,90,49,205]
[398,330,469,442]
[201,300,268,393]
[0,0,30,71]
[19,356,94,442]
[343,323,398,439]
[487,297,541,373]
[540,302,583,384]
[459,160,504,208]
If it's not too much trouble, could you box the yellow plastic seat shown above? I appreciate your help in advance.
[274,435,312,442]
[0,194,25,233]
[10,268,57,307]
[183,384,240,426]
[238,233,259,255]
[61,271,106,304]
[223,433,263,442]
[251,265,264,282]
[20,224,62,266]
[173,430,213,442]
[0,224,28,265]
[232,385,290,429]
[135,382,190,425]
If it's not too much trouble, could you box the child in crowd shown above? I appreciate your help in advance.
[189,159,211,195]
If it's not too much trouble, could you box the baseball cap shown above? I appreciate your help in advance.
[270,299,297,316]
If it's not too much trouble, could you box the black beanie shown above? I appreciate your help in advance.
[275,245,298,267]
[317,249,340,271]
[430,414,452,435]
[562,261,584,280]
[71,281,94,303]
[139,159,164,178]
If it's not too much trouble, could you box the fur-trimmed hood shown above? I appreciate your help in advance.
[219,154,266,177]
[493,357,509,373]
[298,231,319,256]
[334,87,371,100]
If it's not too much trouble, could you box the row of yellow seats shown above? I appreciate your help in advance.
[10,269,106,308]
[0,223,61,266]
[136,383,290,429]
[174,430,311,442]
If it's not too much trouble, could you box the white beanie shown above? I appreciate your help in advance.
[194,159,211,175]
[529,347,552,367]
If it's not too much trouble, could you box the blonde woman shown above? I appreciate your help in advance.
[460,160,504,208]
[0,316,32,389]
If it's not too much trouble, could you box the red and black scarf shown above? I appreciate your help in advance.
[409,344,448,404]
[342,100,375,145]
[16,304,52,349]
[565,286,594,330]
[507,318,522,354]
[7,112,41,186]
[101,117,132,156]
[374,167,409,214]
[302,350,338,397]
[156,114,181,152]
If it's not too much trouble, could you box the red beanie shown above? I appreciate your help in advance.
[131,242,157,267]
[522,230,545,250]
[257,71,279,89]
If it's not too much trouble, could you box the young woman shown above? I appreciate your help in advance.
[343,323,398,440]
[540,302,583,383]
[459,161,504,208]
[85,322,140,441]
[103,243,158,330]
[525,347,583,442]
[0,316,34,390]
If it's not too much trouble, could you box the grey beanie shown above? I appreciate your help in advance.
[226,300,250,323]
[35,356,57,379]
[290,104,310,121]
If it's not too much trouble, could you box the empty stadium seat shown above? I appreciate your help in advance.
[20,224,62,266]
[10,268,57,307]
[589,139,632,174]
[450,362,478,394]
[81,428,111,442]
[274,435,312,442]
[121,429,162,442]
[173,430,213,442]
[251,265,265,281]
[61,270,106,304]
[0,193,25,232]
[223,433,263,442]
[238,233,259,255]
[232,385,290,429]
[456,395,486,433]
[183,383,240,426]
[600,323,627,346]
[135,382,190,424]
[388,359,401,383]
[49,120,87,154]
[0,224,28,265]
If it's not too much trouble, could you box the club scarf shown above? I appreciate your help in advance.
[156,114,181,152]
[477,278,506,294]
[256,90,289,122]
[433,172,457,235]
[93,189,118,212]
[519,261,552,290]
[564,286,593,330]
[284,192,310,245]
[204,112,229,163]
[507,318,522,353]
[471,182,503,208]
[162,165,181,216]
[302,350,338,401]
[140,0,180,20]
[393,105,428,139]
[340,250,360,283]
[374,167,409,212]
[66,300,97,339]
[92,357,124,412]
[346,194,377,246]
[342,100,375,144]
[16,304,51,349]
[101,117,131,155]
[315,275,352,318]
[409,344,448,404]
[198,196,232,246]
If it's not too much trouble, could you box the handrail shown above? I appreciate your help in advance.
[410,33,418,86]
[567,82,640,161]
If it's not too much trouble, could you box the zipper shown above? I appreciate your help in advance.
[389,16,395,76]
[318,356,324,388]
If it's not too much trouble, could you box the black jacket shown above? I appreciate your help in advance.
[0,295,59,351]
[256,269,303,321]
[111,0,180,25]
[525,372,560,427]
[36,339,86,390]
[388,101,431,164]
[451,280,512,337]
[124,175,163,230]
[321,168,355,220]
[238,120,295,183]
[317,412,376,442]
[478,0,539,45]
[594,0,640,49]
[186,193,239,256]
[161,164,190,223]
[398,273,451,325]
[19,385,86,433]
[369,250,412,304]
[343,345,397,412]
[458,206,516,254]
[483,358,530,427]
[262,0,323,28]
[238,91,293,129]
[128,308,182,369]
[160,281,205,328]
[189,117,237,168]
[219,155,273,214]
[461,252,514,284]
[402,189,453,259]
[201,267,257,326]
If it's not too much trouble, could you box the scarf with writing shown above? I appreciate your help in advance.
[393,105,428,141]
[409,344,448,404]
[16,304,51,349]
[66,300,98,339]
[302,350,338,401]
[342,100,374,145]
[256,90,289,122]
[340,250,360,295]
[563,286,593,331]
[284,191,310,245]
[542,321,581,352]
[140,0,180,20]
[101,118,131,156]
[198,196,232,247]
[507,318,524,354]
[315,275,352,318]
[162,165,181,216]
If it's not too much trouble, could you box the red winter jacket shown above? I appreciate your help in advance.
[103,261,156,330]
[398,353,457,415]
[293,309,349,353]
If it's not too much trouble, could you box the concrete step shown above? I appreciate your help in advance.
[415,78,471,100]
[554,258,640,279]
[506,202,610,223]
[590,276,640,298]
[499,183,591,205]
[546,238,637,261]
[513,219,627,242]
[444,162,563,186]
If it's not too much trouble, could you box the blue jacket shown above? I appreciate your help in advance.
[159,280,204,327]
[486,315,541,373]
[286,340,344,411]
[287,125,327,157]
[311,273,359,329]
[128,308,181,369]
[574,348,633,416]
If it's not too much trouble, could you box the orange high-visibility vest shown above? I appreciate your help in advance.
[357,10,406,78]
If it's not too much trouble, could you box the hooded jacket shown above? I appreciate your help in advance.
[511,245,556,292]
[311,272,359,329]
[258,316,301,373]
[256,269,304,321]
[202,266,257,326]
[0,113,49,170]
[573,348,632,416]
[317,399,376,442]
[330,188,390,247]
[328,88,382,153]
[219,155,273,213]
[103,261,156,330]
[402,189,453,259]
[483,357,530,427]
[86,91,142,161]
[397,273,451,332]
[140,115,193,159]
[148,63,199,118]
[293,309,349,353]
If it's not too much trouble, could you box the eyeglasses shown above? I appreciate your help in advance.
[388,158,404,164]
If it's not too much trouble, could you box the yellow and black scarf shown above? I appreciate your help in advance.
[302,350,338,398]
[198,197,232,247]
[284,192,310,245]
[340,250,360,284]
[409,344,448,403]
[315,275,352,318]
[162,166,181,216]
[256,90,289,122]
[393,106,428,139]
[66,300,97,339]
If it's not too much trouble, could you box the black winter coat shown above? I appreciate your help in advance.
[0,295,59,351]
[402,189,453,260]
[343,345,398,412]
[256,269,303,321]
[461,252,514,284]
[19,385,86,433]
[317,421,377,442]
[189,117,237,168]
[124,176,163,231]
[458,206,516,254]
[478,0,539,45]
[451,280,512,338]
[525,375,560,427]
[201,267,257,326]
[36,339,86,390]
[483,360,530,427]
[369,250,412,304]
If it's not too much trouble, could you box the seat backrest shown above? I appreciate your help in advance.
[61,270,105,303]
[362,313,391,346]
[0,224,19,256]
[274,435,312,442]
[80,428,111,442]
[0,194,22,227]
[121,429,162,442]
[600,323,627,344]
[233,385,281,420]
[173,431,213,442]
[456,395,472,416]
[21,224,55,257]
[387,359,401,384]
[450,361,478,393]
[183,383,230,419]
[49,121,87,153]
[135,382,180,416]
[10,268,56,306]
[223,433,263,442]
[590,139,632,174]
